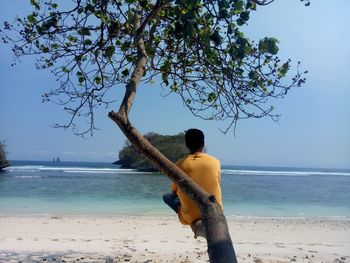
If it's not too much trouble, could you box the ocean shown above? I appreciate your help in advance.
[0,160,349,218]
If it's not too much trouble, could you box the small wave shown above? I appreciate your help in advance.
[4,165,44,172]
[7,165,349,176]
[222,169,350,177]
[39,167,151,174]
[225,215,350,220]
[5,165,152,174]
[14,175,44,178]
[68,169,153,174]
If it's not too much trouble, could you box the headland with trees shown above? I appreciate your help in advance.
[115,132,188,172]
[0,142,9,170]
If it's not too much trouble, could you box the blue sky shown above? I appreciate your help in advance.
[0,1,349,168]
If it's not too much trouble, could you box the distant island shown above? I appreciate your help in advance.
[114,133,188,172]
[0,142,10,171]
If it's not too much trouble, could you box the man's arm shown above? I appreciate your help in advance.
[171,158,185,195]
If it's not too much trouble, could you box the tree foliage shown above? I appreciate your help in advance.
[2,1,309,261]
[0,142,9,170]
[2,0,307,135]
[117,132,188,171]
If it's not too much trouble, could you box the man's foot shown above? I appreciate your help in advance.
[190,220,206,239]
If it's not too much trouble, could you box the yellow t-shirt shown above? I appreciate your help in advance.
[171,152,223,225]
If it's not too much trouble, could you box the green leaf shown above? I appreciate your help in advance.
[51,43,60,49]
[121,41,131,52]
[171,84,178,92]
[30,0,40,10]
[67,35,77,42]
[258,37,279,55]
[219,9,228,19]
[210,30,222,46]
[259,81,268,92]
[248,70,259,80]
[185,23,196,39]
[277,62,290,77]
[251,2,257,11]
[41,46,49,53]
[227,23,234,34]
[84,4,95,13]
[235,67,244,76]
[160,60,171,72]
[108,22,121,37]
[77,27,91,36]
[84,39,93,45]
[233,0,244,13]
[94,10,109,23]
[239,11,250,22]
[162,72,169,86]
[75,55,82,61]
[139,0,150,9]
[125,54,135,62]
[245,1,256,11]
[121,68,129,76]
[78,76,85,83]
[236,18,245,26]
[207,92,217,102]
[104,46,115,58]
[94,10,103,18]
[94,77,101,84]
[27,14,37,23]
[218,0,229,19]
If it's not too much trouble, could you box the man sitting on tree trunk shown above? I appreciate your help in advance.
[163,129,223,238]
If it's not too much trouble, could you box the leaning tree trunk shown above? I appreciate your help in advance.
[109,112,237,263]
[108,4,238,263]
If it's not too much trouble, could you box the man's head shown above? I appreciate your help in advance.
[185,129,204,154]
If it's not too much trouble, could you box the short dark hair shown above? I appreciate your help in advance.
[185,129,204,152]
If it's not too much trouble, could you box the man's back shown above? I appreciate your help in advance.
[171,152,223,225]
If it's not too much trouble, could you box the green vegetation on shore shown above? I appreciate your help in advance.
[116,133,188,171]
[0,141,10,170]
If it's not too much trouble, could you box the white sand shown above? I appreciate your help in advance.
[0,215,349,262]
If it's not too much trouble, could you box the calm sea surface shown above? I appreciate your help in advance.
[0,160,349,218]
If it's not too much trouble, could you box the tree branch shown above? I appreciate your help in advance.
[118,6,147,118]
[137,0,166,38]
[251,0,275,5]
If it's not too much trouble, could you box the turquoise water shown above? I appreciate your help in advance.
[0,160,349,218]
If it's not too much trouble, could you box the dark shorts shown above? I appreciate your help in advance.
[162,193,180,214]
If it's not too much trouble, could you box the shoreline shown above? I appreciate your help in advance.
[1,212,349,220]
[0,215,349,262]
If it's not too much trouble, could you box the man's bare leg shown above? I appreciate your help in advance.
[190,220,206,239]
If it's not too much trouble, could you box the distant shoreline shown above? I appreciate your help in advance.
[113,159,158,172]
[0,213,349,221]
[7,159,350,171]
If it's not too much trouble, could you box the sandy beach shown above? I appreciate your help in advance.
[0,215,349,263]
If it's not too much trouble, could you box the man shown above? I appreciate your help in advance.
[163,128,223,238]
